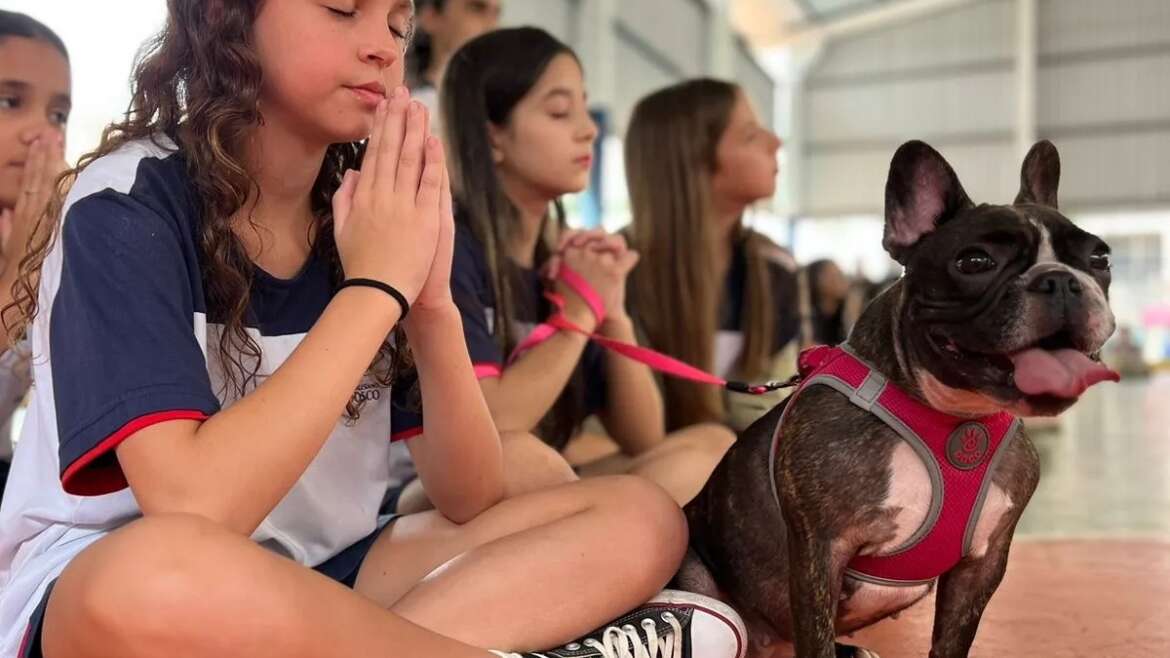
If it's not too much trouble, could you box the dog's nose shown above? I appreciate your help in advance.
[1028,270,1083,297]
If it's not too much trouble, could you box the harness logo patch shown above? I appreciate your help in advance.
[946,423,990,470]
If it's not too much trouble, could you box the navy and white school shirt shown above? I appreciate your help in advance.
[713,237,801,378]
[451,222,606,445]
[0,136,418,653]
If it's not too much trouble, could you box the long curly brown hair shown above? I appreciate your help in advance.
[3,0,406,418]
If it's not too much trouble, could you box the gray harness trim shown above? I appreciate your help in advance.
[961,418,1021,556]
[844,569,936,588]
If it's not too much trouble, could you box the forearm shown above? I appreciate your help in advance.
[482,308,594,432]
[123,287,402,535]
[404,304,504,523]
[599,315,665,455]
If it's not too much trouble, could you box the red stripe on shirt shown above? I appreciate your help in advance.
[473,362,503,379]
[61,409,210,497]
[390,426,424,443]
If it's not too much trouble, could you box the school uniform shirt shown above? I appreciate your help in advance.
[411,83,442,137]
[0,136,420,655]
[452,222,606,449]
[714,238,801,379]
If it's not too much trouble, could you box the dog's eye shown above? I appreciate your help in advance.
[1089,250,1111,271]
[955,249,997,275]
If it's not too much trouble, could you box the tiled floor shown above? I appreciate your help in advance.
[853,374,1170,657]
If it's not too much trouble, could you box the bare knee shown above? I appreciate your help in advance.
[501,431,579,496]
[588,476,688,587]
[45,514,251,654]
[674,423,736,458]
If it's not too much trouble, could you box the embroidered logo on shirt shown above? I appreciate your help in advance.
[351,381,389,406]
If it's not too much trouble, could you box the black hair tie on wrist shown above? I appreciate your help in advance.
[338,278,410,319]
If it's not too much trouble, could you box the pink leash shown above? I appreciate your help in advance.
[505,265,791,396]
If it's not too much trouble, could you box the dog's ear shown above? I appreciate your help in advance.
[1015,140,1061,208]
[883,141,973,265]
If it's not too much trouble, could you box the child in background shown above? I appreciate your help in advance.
[395,27,735,512]
[408,0,502,130]
[0,10,71,505]
[626,78,798,432]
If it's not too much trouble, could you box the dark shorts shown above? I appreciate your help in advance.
[17,520,395,658]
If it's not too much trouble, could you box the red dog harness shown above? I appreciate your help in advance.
[769,345,1020,586]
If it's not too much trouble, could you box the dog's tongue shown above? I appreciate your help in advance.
[1010,348,1120,398]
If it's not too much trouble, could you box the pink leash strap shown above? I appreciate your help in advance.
[505,265,791,396]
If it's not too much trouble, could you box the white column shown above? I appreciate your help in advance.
[767,39,824,219]
[574,0,618,111]
[1015,0,1038,157]
[570,0,619,229]
[706,0,735,78]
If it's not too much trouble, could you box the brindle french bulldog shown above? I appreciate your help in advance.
[679,140,1119,658]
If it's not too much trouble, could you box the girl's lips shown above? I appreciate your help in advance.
[347,86,386,108]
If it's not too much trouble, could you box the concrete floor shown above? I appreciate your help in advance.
[852,539,1170,657]
[1017,373,1170,540]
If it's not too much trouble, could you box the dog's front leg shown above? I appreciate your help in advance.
[783,521,840,658]
[928,528,1014,658]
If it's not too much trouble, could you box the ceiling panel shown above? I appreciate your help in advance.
[732,0,917,47]
[798,0,894,21]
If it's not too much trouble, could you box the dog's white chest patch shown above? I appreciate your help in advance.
[869,441,933,555]
[867,439,1014,558]
[968,485,1014,558]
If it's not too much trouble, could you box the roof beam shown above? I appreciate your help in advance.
[771,0,979,46]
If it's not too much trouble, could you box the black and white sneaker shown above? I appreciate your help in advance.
[490,590,747,658]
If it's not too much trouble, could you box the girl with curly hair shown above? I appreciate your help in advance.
[0,2,746,657]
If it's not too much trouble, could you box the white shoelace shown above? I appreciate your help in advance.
[582,612,683,658]
[490,611,684,658]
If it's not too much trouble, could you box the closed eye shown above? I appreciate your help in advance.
[390,24,410,41]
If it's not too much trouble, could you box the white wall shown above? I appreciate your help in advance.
[799,0,1018,217]
[797,0,1170,217]
[1037,0,1170,212]
[500,0,576,43]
